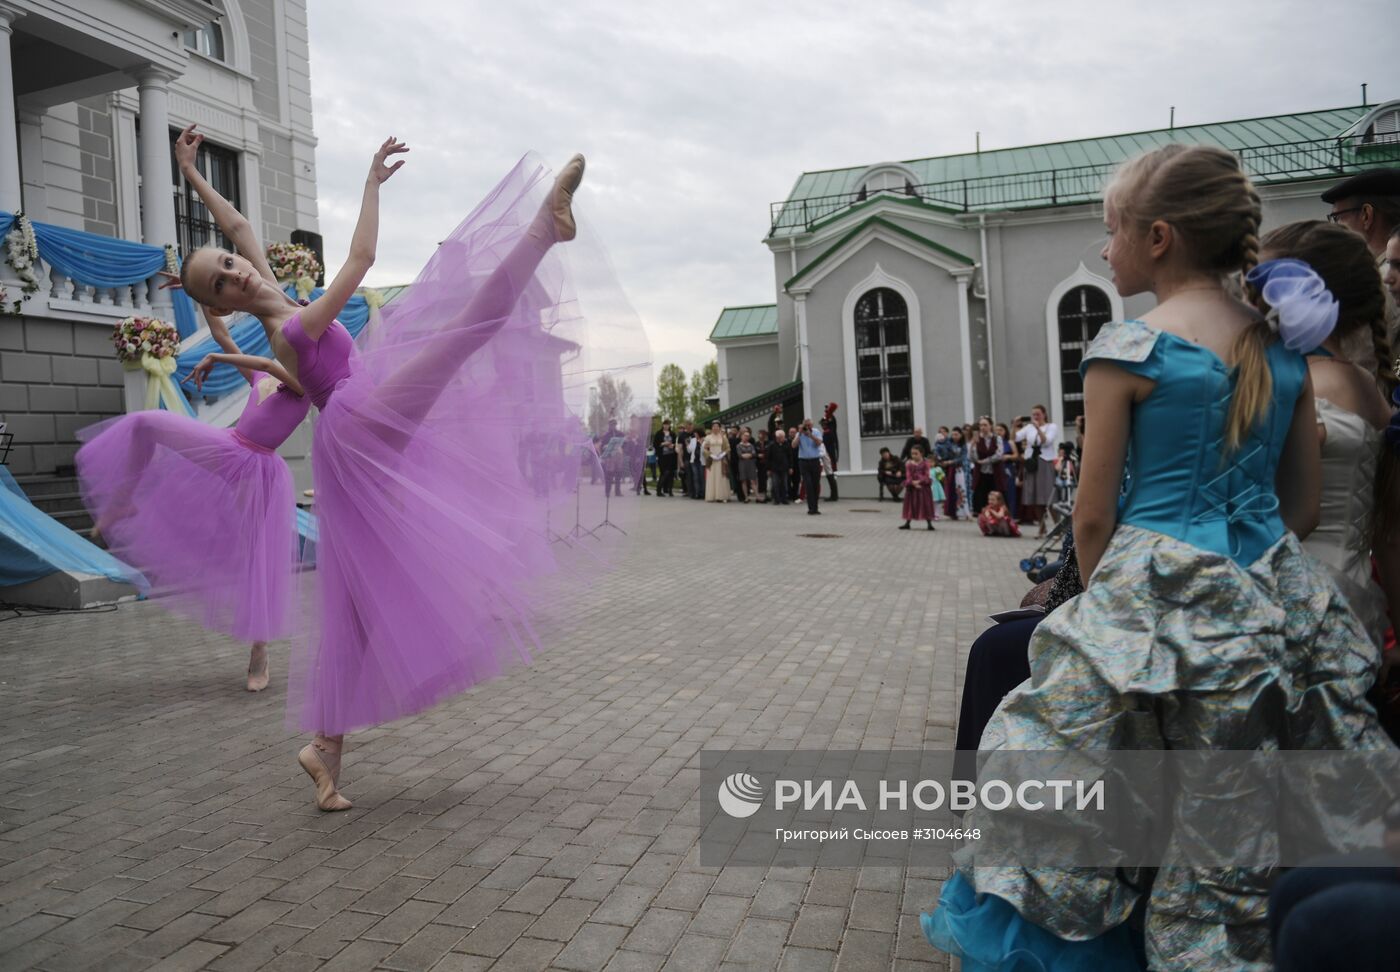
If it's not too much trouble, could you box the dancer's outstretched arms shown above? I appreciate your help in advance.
[175,124,279,288]
[186,352,305,397]
[198,306,258,387]
[299,137,407,342]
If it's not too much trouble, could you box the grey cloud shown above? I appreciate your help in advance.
[308,0,1399,386]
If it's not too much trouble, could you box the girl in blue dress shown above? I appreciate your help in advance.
[924,144,1396,971]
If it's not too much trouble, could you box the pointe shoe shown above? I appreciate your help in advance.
[298,745,352,812]
[546,153,585,242]
[246,658,270,693]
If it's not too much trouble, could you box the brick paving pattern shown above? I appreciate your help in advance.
[0,497,1040,970]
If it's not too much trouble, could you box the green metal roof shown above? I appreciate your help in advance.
[770,104,1388,236]
[700,379,803,427]
[709,303,778,341]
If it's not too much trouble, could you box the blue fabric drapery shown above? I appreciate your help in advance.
[30,221,166,288]
[171,287,200,339]
[0,210,167,289]
[0,466,145,588]
[176,285,375,398]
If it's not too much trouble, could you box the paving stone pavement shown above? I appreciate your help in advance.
[0,496,1042,971]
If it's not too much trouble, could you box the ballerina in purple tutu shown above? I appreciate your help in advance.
[78,319,307,691]
[76,127,314,693]
[174,126,608,811]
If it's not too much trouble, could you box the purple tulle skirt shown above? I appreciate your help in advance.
[76,411,297,642]
[291,155,652,735]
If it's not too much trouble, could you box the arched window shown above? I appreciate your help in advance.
[1056,285,1112,424]
[184,19,226,60]
[855,288,913,436]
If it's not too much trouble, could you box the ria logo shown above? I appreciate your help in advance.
[718,773,765,818]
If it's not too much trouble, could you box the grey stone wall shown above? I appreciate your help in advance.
[0,318,125,476]
[720,342,780,408]
[243,0,283,121]
[75,97,118,238]
[259,130,298,243]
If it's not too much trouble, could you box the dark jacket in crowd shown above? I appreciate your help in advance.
[820,418,840,466]
[877,455,903,484]
[653,427,677,458]
[767,410,784,439]
[766,439,792,473]
[900,435,932,462]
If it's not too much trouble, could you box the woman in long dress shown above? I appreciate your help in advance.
[702,422,731,502]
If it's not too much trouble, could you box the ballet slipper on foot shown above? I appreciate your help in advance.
[298,744,351,811]
[246,645,270,693]
[544,154,585,242]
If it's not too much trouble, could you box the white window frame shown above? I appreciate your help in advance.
[1043,263,1122,429]
[839,264,927,472]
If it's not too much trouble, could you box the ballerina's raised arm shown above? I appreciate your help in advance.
[294,137,408,342]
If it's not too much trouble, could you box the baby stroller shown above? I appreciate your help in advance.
[1020,512,1073,582]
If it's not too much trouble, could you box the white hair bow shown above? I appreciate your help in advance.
[1245,258,1339,353]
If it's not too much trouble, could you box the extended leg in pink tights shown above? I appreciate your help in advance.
[367,155,586,449]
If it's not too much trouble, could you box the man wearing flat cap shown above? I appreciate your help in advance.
[1324,168,1400,257]
[1324,168,1400,345]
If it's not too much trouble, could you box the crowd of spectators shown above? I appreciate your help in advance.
[595,401,1083,537]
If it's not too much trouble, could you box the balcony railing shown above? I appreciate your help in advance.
[768,136,1400,236]
[0,212,169,320]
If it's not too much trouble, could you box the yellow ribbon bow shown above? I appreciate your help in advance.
[127,353,182,412]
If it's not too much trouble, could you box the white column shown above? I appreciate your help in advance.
[0,5,26,214]
[108,93,141,241]
[133,67,180,314]
[17,107,46,221]
[957,276,975,421]
[716,345,730,410]
[795,293,814,423]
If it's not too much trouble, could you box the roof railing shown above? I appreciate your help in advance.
[768,135,1400,236]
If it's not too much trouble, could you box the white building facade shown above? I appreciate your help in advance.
[0,0,319,479]
[712,101,1400,491]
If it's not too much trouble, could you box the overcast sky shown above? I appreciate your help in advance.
[307,0,1399,390]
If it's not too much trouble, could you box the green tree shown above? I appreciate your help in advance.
[688,359,719,421]
[656,363,689,422]
[587,373,636,436]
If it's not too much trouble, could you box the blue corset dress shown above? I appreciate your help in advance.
[925,320,1395,972]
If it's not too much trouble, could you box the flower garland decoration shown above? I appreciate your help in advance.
[265,241,321,299]
[3,212,40,313]
[112,315,179,364]
[113,315,184,411]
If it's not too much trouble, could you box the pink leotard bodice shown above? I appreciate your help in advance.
[280,313,355,409]
[232,377,310,451]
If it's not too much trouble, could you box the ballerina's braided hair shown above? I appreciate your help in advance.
[1106,144,1266,450]
[1260,219,1400,544]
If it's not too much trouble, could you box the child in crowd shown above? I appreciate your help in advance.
[977,490,1020,537]
[899,445,936,531]
[925,143,1396,971]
